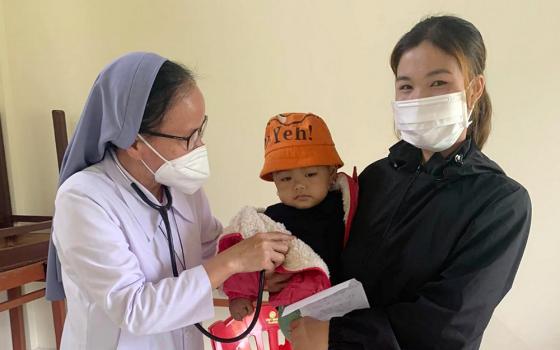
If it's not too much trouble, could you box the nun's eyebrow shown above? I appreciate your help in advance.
[396,75,411,82]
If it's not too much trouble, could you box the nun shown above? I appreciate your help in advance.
[45,52,292,350]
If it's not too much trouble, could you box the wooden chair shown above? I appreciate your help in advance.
[0,110,68,350]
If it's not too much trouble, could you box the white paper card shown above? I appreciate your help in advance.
[282,278,370,321]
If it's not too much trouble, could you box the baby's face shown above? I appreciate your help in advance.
[272,166,335,209]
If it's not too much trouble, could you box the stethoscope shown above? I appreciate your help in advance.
[129,182,266,343]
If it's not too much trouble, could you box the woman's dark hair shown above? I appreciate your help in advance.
[139,60,195,133]
[390,15,492,149]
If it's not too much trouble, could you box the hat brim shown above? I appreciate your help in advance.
[260,144,343,181]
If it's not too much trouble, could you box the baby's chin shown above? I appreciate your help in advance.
[284,197,322,209]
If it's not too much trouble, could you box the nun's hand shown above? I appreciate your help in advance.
[230,232,293,273]
[290,317,329,350]
[204,232,292,289]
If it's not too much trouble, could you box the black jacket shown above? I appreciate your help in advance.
[265,191,346,282]
[329,139,531,350]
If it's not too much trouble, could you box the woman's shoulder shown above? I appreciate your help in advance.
[56,161,119,203]
[358,157,392,182]
[478,171,531,214]
[467,148,530,200]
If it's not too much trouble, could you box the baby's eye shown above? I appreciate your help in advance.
[306,172,317,178]
[280,177,291,182]
[431,80,447,87]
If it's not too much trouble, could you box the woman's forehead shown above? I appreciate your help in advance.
[397,41,462,78]
[157,86,205,134]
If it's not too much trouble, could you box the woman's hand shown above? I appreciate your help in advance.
[203,232,293,288]
[265,271,293,293]
[290,317,329,350]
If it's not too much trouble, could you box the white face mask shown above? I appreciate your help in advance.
[392,91,472,152]
[137,134,210,195]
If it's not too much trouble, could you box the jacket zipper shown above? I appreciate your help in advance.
[380,164,423,240]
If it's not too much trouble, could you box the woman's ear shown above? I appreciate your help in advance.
[125,139,143,160]
[467,75,485,110]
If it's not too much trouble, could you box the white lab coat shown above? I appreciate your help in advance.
[52,153,222,350]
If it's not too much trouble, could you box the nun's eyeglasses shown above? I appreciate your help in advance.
[143,115,208,150]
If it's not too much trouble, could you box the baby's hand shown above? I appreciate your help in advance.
[229,298,254,321]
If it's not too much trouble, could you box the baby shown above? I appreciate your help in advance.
[217,113,358,325]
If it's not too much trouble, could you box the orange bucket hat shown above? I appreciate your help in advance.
[260,113,343,181]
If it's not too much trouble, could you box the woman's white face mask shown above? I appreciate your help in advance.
[392,90,472,152]
[137,134,210,194]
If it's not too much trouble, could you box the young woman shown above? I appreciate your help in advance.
[290,15,531,350]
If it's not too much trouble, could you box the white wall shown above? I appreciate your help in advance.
[0,1,558,349]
